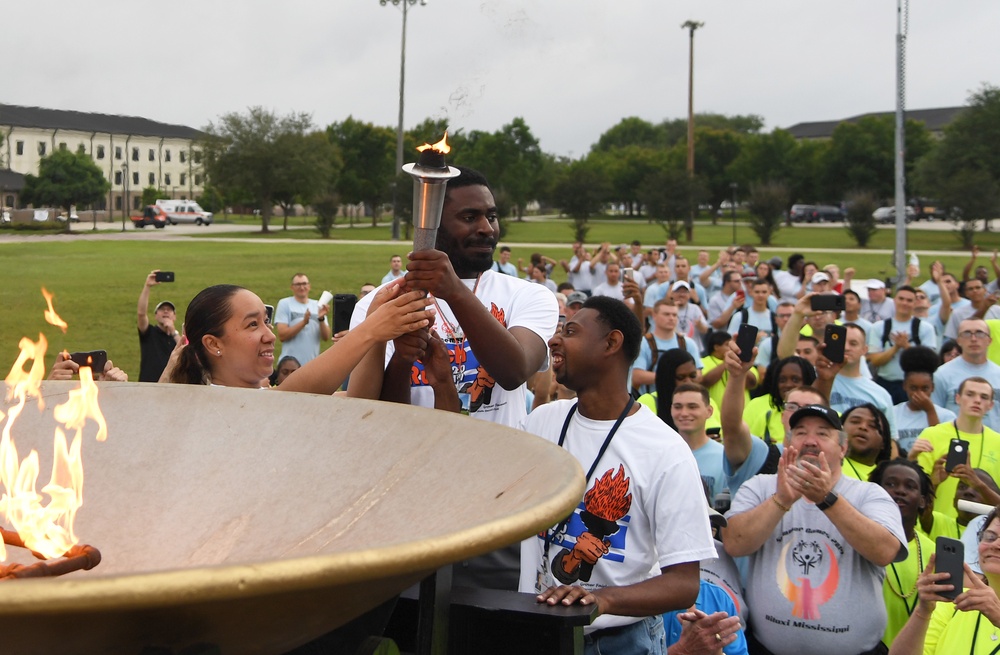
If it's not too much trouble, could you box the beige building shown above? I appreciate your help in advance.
[0,104,205,214]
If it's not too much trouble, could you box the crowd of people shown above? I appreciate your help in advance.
[56,165,1000,654]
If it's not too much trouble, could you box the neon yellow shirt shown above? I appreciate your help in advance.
[882,531,933,648]
[743,395,784,444]
[916,422,1000,519]
[988,319,1000,366]
[842,457,877,482]
[923,594,997,654]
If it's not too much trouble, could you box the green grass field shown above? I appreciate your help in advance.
[0,222,989,381]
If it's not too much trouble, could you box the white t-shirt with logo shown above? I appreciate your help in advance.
[518,400,717,632]
[351,270,558,428]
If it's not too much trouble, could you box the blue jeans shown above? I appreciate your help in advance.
[585,615,666,655]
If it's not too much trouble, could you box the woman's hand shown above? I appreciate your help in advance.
[364,289,435,343]
[914,553,956,616]
[955,563,1000,626]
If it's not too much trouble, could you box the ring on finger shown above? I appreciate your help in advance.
[715,633,722,642]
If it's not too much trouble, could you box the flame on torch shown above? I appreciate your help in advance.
[416,131,450,154]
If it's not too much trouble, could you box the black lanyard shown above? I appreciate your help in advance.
[955,422,986,469]
[969,611,1000,655]
[542,398,635,560]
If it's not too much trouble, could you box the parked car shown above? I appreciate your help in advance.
[132,205,169,229]
[872,206,916,224]
[814,205,845,223]
[909,198,947,221]
[789,204,817,223]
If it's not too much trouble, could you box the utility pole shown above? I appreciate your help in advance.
[682,20,704,242]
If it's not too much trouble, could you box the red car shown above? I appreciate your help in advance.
[132,205,169,229]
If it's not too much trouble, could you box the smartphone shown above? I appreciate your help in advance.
[623,267,634,282]
[69,350,108,372]
[736,324,758,363]
[735,290,745,301]
[264,304,274,326]
[811,294,845,312]
[154,271,175,283]
[946,438,970,472]
[333,294,358,334]
[935,537,965,601]
[823,324,847,364]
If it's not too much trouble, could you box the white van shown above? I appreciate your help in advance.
[155,199,213,226]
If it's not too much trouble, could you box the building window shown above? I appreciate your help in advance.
[164,173,171,186]
[132,147,139,161]
[114,171,122,185]
[148,149,155,162]
[165,149,171,162]
[193,151,201,164]
[115,146,122,160]
[4,194,13,208]
[97,145,106,160]
[180,172,187,185]
[38,142,47,156]
[16,141,24,155]
[180,150,187,163]
[115,197,122,210]
[59,142,67,151]
[133,197,141,210]
[148,173,155,185]
[132,172,139,185]
[195,174,203,186]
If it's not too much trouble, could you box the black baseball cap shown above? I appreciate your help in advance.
[789,404,842,431]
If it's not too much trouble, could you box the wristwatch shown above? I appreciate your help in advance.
[816,491,839,511]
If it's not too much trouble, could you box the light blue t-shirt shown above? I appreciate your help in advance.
[830,375,898,438]
[893,402,957,453]
[381,269,405,285]
[728,307,775,337]
[274,296,326,365]
[723,436,771,497]
[867,318,939,381]
[632,333,704,396]
[692,438,727,503]
[643,281,670,308]
[932,358,1000,431]
[664,580,749,655]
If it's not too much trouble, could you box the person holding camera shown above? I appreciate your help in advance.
[137,270,182,382]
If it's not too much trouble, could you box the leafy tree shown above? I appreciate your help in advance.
[201,108,320,233]
[822,115,932,200]
[726,130,825,208]
[659,113,764,146]
[140,186,160,206]
[596,146,667,218]
[197,185,224,213]
[457,118,543,221]
[313,192,340,239]
[639,168,705,241]
[915,84,1000,234]
[843,191,879,247]
[273,130,340,230]
[694,127,744,224]
[746,181,789,246]
[591,117,666,152]
[552,158,610,242]
[326,117,396,227]
[936,168,999,248]
[22,146,109,232]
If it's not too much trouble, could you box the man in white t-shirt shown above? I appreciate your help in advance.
[520,295,716,644]
[275,273,330,365]
[561,242,594,294]
[592,261,625,300]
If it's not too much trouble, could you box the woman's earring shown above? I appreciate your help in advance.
[217,350,221,356]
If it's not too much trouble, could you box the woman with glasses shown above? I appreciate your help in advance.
[888,504,1000,654]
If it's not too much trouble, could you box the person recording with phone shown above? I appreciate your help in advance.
[708,270,745,331]
[137,270,182,382]
[48,350,128,382]
[888,505,1000,655]
[915,377,1000,523]
[813,322,899,440]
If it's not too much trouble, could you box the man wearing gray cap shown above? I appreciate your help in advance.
[137,271,182,382]
[724,404,907,655]
[861,279,895,323]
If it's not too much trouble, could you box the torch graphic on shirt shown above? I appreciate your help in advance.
[552,465,632,584]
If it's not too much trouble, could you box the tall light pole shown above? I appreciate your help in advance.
[121,163,128,232]
[681,20,703,242]
[381,0,427,241]
[892,0,909,288]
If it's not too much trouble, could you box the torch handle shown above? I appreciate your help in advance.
[413,227,438,252]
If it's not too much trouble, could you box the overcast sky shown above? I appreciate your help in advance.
[5,1,998,157]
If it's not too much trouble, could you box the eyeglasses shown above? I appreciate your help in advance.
[958,330,990,340]
[981,530,1000,544]
[292,282,310,287]
[783,402,801,413]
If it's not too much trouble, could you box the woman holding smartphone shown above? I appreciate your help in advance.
[889,505,1000,654]
[167,282,433,393]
